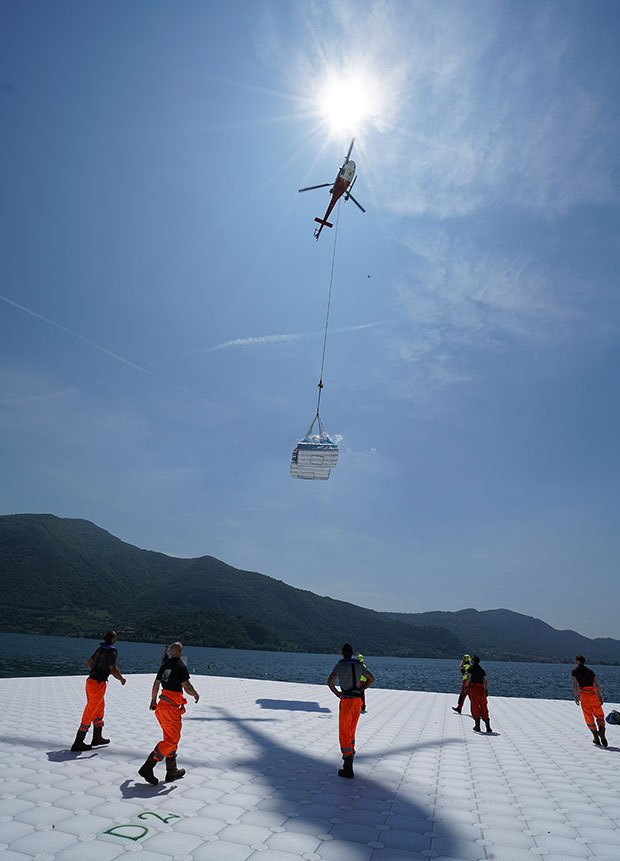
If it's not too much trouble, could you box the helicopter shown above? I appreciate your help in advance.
[298,138,365,239]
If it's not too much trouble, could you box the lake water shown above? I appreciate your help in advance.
[2,632,620,702]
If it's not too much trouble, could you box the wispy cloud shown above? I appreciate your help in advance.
[205,322,381,352]
[398,228,552,343]
[207,331,311,352]
[399,218,620,348]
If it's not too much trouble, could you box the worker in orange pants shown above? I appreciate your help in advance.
[466,655,492,733]
[79,678,107,733]
[572,655,607,747]
[339,696,362,758]
[153,690,185,761]
[327,643,375,778]
[138,642,200,785]
[71,630,126,752]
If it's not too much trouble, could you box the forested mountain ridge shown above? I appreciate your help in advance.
[0,514,460,657]
[386,608,620,664]
[2,514,618,662]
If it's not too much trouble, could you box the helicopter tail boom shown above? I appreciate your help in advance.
[314,217,333,228]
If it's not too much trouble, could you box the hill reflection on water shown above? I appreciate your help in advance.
[2,632,620,700]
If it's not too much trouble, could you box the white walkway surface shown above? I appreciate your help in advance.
[0,674,619,860]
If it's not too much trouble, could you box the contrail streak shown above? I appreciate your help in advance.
[1,294,221,410]
[208,332,309,351]
[207,322,381,352]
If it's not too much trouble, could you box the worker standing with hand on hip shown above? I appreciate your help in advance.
[327,644,375,779]
[138,641,200,785]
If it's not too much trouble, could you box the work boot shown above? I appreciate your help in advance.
[591,729,601,746]
[598,726,608,748]
[338,755,354,779]
[473,719,481,732]
[484,719,492,733]
[452,707,462,714]
[138,753,159,785]
[164,755,186,782]
[71,729,92,752]
[91,726,110,746]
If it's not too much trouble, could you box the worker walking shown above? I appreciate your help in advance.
[71,630,126,752]
[572,655,607,747]
[452,653,471,714]
[327,644,375,778]
[138,642,200,785]
[466,655,492,733]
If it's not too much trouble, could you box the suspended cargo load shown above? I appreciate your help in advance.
[290,455,331,481]
[295,436,339,468]
[290,415,338,480]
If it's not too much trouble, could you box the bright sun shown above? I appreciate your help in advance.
[317,72,377,135]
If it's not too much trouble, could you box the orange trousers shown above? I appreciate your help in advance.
[79,679,106,731]
[339,696,362,757]
[579,687,605,732]
[468,684,489,721]
[153,691,187,761]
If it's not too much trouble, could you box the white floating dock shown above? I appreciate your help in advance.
[1,674,619,860]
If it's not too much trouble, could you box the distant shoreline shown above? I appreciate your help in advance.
[2,628,619,666]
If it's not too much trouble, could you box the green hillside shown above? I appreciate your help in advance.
[4,514,617,662]
[387,608,620,664]
[0,514,461,657]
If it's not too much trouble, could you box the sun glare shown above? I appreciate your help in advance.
[317,72,378,136]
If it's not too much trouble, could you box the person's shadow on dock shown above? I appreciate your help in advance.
[119,778,176,798]
[185,706,463,859]
[255,698,330,712]
[0,734,100,763]
[47,747,98,762]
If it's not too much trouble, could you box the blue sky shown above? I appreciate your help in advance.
[1,1,619,640]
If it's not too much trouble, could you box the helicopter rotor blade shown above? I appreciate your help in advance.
[346,138,355,160]
[348,193,366,213]
[298,183,331,193]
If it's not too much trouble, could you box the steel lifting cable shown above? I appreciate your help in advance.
[315,201,341,421]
